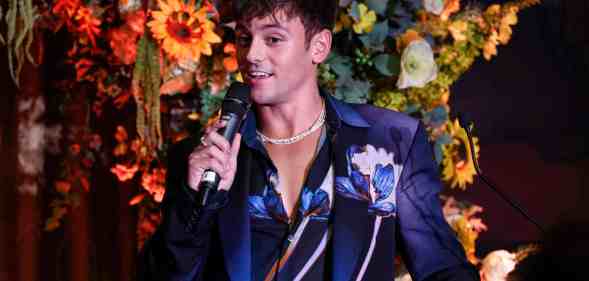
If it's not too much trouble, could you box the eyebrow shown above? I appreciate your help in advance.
[236,22,289,33]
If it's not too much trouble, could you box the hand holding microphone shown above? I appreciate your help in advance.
[187,82,251,206]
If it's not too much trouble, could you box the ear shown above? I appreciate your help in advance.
[310,29,332,64]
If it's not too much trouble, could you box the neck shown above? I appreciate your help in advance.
[255,87,324,139]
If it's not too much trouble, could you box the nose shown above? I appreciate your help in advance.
[245,38,265,64]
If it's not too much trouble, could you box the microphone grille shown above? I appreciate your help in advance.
[222,82,251,117]
[225,82,251,105]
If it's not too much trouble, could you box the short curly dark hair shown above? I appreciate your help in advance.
[233,0,338,44]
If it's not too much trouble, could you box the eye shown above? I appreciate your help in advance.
[265,36,283,45]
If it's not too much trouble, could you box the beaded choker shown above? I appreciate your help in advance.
[256,102,326,145]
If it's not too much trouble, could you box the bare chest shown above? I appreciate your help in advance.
[264,134,321,220]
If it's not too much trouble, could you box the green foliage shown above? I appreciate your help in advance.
[374,53,400,76]
[359,20,389,50]
[199,88,225,123]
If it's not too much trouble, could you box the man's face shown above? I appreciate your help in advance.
[235,12,318,105]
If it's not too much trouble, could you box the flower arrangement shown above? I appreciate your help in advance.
[1,0,539,256]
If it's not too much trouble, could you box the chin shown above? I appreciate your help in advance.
[249,88,274,105]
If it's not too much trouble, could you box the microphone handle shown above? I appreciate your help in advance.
[199,112,242,207]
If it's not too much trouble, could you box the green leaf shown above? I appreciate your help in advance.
[374,53,400,76]
[334,77,371,104]
[350,1,360,20]
[423,106,448,127]
[434,141,444,164]
[433,133,452,164]
[403,103,420,114]
[200,88,225,124]
[359,20,389,50]
[366,0,388,15]
[327,53,353,80]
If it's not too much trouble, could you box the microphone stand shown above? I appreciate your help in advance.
[459,115,546,235]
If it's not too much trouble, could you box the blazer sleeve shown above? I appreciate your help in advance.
[395,123,479,281]
[137,137,227,281]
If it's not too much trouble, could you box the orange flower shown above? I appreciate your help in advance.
[211,70,228,95]
[55,181,72,193]
[160,71,195,95]
[148,0,222,61]
[130,139,142,152]
[498,10,518,44]
[70,143,81,155]
[113,143,128,156]
[52,0,81,21]
[110,164,139,182]
[126,11,146,34]
[75,7,101,48]
[75,58,94,81]
[223,43,239,72]
[115,126,128,142]
[440,0,460,21]
[396,29,422,52]
[109,27,138,64]
[141,168,166,202]
[483,30,499,60]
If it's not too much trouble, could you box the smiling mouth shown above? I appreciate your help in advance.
[246,71,274,80]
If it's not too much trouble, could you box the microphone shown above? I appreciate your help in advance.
[457,112,546,235]
[199,82,251,207]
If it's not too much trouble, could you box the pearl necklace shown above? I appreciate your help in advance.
[256,103,326,145]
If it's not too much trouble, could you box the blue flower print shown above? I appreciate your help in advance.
[248,169,289,222]
[335,145,397,217]
[249,169,332,222]
[248,195,272,220]
[263,187,289,223]
[299,187,330,221]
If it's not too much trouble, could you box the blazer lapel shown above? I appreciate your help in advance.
[218,148,252,281]
[330,125,375,281]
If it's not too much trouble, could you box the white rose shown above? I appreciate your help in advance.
[424,0,445,15]
[397,39,438,89]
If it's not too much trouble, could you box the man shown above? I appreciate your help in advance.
[138,1,479,280]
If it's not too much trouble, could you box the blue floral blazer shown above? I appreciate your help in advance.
[138,92,478,281]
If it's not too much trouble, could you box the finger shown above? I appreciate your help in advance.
[218,134,242,191]
[206,130,231,152]
[202,145,230,167]
[222,133,242,175]
[200,157,226,178]
[187,169,203,191]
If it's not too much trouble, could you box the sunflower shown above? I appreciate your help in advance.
[148,0,221,61]
[442,119,480,189]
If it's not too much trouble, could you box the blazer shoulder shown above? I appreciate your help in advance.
[351,103,420,132]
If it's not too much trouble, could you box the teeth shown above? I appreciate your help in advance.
[248,71,271,78]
